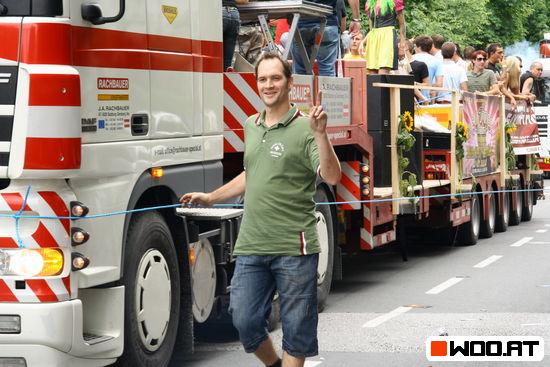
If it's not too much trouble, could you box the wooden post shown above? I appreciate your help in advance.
[390,87,400,215]
[450,91,459,196]
[500,96,506,187]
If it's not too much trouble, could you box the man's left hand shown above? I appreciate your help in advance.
[309,91,328,134]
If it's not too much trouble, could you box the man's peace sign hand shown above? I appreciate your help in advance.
[309,91,328,135]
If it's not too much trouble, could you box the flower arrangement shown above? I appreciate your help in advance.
[505,120,516,171]
[455,121,469,161]
[396,112,417,197]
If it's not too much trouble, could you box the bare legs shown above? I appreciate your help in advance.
[254,337,306,367]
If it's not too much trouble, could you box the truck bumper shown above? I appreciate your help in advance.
[0,298,120,367]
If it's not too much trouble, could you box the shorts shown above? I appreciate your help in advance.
[228,254,319,357]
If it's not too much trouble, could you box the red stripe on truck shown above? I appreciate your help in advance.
[26,279,58,302]
[0,23,20,63]
[24,137,81,170]
[38,192,70,235]
[29,74,81,107]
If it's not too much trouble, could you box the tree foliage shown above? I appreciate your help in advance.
[352,0,550,49]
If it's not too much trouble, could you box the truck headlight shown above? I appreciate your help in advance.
[0,248,64,277]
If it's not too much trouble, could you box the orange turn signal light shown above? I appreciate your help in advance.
[150,167,164,179]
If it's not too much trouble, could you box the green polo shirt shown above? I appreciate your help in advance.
[467,69,497,93]
[233,105,321,256]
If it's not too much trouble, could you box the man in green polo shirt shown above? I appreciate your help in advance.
[180,52,341,367]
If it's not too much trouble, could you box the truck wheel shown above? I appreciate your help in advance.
[522,184,533,221]
[480,193,496,238]
[509,187,522,226]
[314,188,334,312]
[117,212,180,367]
[459,194,480,246]
[495,191,509,232]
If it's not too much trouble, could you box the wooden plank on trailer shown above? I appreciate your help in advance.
[450,91,459,196]
[374,187,393,198]
[390,87,400,215]
[422,179,451,189]
[499,96,506,187]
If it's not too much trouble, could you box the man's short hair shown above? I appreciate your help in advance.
[254,52,292,80]
[486,43,502,56]
[531,61,543,71]
[463,46,475,60]
[414,35,433,53]
[454,42,462,57]
[441,42,456,59]
[431,34,445,49]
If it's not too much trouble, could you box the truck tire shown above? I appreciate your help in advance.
[314,187,335,312]
[479,192,496,238]
[459,194,480,246]
[509,187,522,226]
[117,212,181,367]
[522,184,533,221]
[495,191,509,233]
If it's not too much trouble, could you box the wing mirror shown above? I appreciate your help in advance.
[82,0,125,25]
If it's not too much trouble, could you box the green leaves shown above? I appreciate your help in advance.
[350,0,549,48]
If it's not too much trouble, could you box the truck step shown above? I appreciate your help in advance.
[83,333,114,345]
[176,207,243,221]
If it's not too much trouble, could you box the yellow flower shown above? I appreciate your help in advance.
[402,111,414,132]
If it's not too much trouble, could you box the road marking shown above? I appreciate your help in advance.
[473,255,503,268]
[536,229,548,233]
[362,306,412,328]
[305,361,323,367]
[510,237,533,247]
[426,277,464,294]
[546,224,550,227]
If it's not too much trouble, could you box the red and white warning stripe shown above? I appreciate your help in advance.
[0,188,72,302]
[223,73,263,153]
[360,203,373,249]
[336,161,361,210]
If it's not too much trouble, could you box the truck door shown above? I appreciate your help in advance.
[0,16,20,177]
[71,0,151,144]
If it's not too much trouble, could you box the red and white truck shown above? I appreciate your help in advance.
[0,1,542,366]
[534,32,550,176]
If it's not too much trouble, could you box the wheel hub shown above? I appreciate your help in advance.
[488,194,496,229]
[315,211,329,285]
[135,249,171,352]
[472,197,480,237]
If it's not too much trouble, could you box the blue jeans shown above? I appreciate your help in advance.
[291,25,339,76]
[222,6,240,70]
[229,254,319,357]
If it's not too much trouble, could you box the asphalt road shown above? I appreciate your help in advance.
[183,184,550,366]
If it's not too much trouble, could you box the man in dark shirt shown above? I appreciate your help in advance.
[521,61,545,102]
[291,0,360,76]
[485,43,504,79]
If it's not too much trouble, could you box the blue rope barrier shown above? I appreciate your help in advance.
[2,186,547,221]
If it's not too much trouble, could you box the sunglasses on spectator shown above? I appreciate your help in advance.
[476,57,486,61]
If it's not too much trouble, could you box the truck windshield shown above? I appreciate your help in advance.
[0,0,62,16]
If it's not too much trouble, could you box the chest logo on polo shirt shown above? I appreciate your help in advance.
[269,142,285,158]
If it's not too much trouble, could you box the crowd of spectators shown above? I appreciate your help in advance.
[221,1,545,106]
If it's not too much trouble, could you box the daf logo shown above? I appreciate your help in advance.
[0,73,11,84]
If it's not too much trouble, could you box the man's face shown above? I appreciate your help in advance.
[490,47,504,63]
[532,63,543,78]
[256,58,291,108]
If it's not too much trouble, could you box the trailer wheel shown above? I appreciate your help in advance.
[459,194,480,246]
[315,187,334,312]
[495,190,509,233]
[522,184,533,222]
[509,186,523,226]
[117,212,180,367]
[480,193,496,238]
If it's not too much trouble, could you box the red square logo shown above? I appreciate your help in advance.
[431,341,447,356]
